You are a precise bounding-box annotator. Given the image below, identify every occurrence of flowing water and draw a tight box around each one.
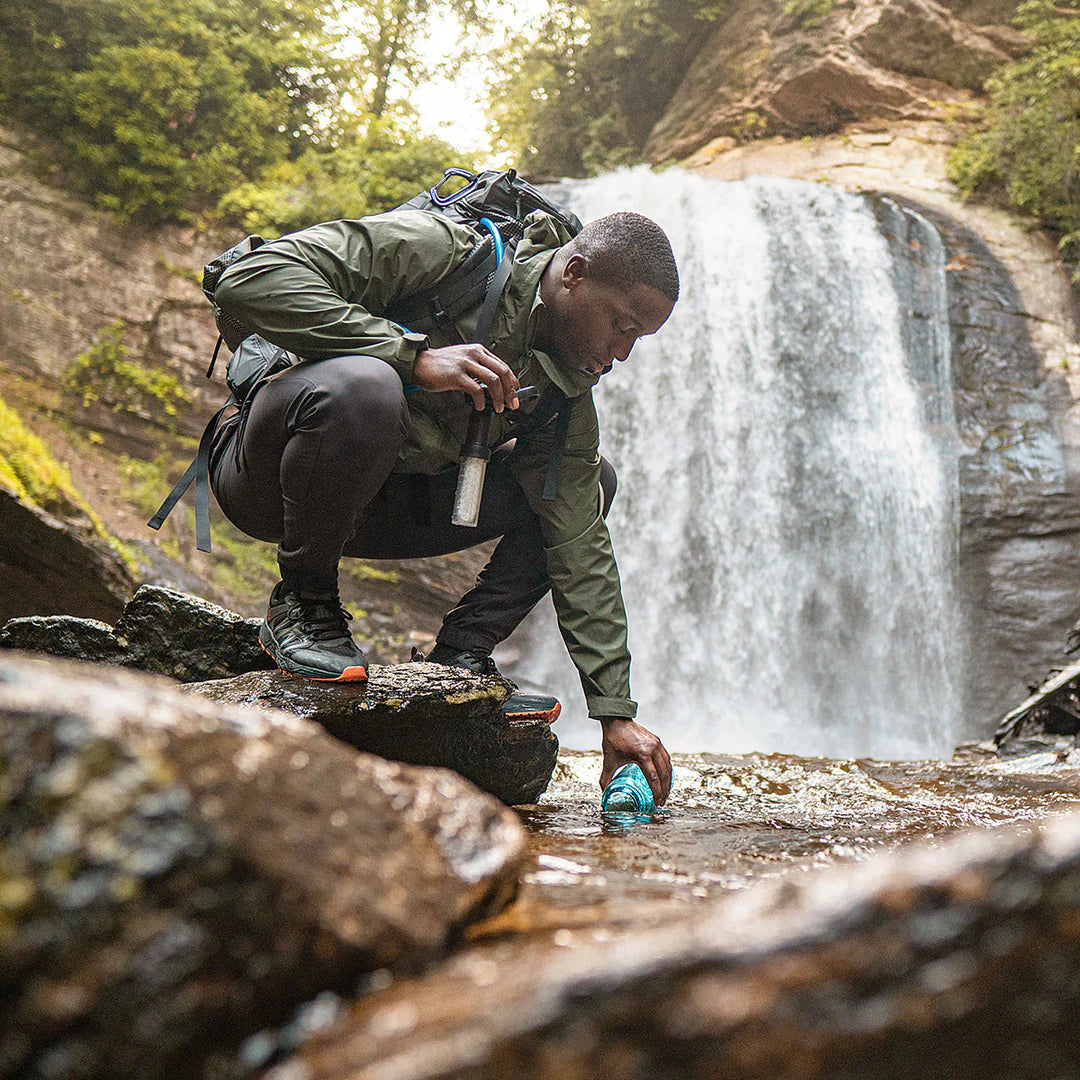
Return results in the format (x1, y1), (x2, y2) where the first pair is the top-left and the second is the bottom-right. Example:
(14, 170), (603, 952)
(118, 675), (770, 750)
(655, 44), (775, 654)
(285, 749), (1080, 1078)
(498, 168), (961, 760)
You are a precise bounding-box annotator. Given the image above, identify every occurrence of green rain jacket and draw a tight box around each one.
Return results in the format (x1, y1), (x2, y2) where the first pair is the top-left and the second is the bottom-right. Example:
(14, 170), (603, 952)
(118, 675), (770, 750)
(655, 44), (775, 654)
(214, 208), (637, 721)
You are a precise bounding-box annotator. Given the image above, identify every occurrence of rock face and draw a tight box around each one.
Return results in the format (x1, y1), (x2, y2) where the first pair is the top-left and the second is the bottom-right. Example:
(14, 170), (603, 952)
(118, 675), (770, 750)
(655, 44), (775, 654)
(0, 489), (136, 624)
(645, 0), (1028, 163)
(0, 127), (221, 436)
(287, 806), (1080, 1080)
(188, 665), (560, 806)
(0, 652), (526, 1080)
(0, 584), (273, 682)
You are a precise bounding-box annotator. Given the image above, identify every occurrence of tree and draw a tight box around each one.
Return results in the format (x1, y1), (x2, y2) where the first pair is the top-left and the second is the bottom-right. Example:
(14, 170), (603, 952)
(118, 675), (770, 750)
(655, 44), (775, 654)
(0, 0), (358, 221)
(949, 0), (1080, 268)
(486, 0), (722, 177)
(344, 0), (487, 119)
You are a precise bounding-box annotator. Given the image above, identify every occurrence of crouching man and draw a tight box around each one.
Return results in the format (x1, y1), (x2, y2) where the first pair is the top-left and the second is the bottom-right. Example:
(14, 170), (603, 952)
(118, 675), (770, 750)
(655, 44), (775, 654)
(210, 205), (676, 803)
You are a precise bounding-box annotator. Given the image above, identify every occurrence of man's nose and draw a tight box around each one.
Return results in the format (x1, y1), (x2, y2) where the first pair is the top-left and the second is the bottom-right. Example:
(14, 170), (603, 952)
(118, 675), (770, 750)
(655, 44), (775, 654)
(613, 338), (635, 363)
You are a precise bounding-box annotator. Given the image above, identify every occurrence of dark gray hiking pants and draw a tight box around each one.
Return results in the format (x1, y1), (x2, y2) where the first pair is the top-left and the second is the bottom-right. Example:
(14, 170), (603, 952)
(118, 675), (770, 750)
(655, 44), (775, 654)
(210, 354), (616, 654)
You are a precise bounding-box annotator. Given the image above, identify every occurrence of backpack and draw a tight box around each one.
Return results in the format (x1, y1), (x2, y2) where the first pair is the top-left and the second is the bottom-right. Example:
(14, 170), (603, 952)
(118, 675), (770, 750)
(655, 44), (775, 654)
(148, 168), (582, 552)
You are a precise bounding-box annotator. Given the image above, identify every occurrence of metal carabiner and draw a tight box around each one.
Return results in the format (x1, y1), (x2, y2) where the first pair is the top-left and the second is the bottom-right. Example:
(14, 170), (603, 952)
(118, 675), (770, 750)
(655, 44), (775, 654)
(430, 168), (479, 207)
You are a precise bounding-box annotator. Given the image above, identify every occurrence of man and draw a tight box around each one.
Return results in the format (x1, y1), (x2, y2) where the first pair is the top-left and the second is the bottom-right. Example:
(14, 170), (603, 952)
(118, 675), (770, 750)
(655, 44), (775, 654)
(211, 203), (676, 803)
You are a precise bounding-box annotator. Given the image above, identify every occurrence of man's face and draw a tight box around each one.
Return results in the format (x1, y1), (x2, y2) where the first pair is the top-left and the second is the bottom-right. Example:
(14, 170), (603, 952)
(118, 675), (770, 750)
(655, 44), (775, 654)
(540, 253), (675, 378)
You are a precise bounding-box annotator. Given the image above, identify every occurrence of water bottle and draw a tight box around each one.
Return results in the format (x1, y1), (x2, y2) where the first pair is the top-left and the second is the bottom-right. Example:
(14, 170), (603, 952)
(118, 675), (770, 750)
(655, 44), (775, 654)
(601, 763), (655, 814)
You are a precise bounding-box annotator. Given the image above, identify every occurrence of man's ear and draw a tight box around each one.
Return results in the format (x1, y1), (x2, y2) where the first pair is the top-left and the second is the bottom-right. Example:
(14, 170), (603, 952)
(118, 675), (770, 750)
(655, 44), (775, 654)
(562, 252), (589, 290)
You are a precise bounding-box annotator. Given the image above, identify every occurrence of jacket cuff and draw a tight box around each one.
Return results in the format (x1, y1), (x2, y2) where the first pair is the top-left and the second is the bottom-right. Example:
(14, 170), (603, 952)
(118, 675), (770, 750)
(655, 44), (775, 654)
(389, 331), (429, 384)
(588, 696), (638, 720)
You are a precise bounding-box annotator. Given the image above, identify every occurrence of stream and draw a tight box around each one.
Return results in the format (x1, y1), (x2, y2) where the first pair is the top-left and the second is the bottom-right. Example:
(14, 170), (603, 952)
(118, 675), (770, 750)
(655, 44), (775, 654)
(274, 746), (1080, 1079)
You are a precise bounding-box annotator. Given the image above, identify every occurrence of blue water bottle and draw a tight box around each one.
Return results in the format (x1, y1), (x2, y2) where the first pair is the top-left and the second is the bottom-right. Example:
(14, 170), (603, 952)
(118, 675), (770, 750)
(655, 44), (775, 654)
(601, 763), (656, 814)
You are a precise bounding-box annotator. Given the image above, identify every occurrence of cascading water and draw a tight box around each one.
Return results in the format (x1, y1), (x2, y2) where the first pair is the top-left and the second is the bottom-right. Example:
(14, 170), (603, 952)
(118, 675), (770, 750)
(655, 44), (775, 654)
(496, 168), (961, 760)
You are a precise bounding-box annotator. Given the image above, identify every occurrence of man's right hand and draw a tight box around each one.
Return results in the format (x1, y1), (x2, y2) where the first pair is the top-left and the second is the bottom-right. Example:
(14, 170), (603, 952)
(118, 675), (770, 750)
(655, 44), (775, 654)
(599, 717), (673, 806)
(413, 344), (520, 413)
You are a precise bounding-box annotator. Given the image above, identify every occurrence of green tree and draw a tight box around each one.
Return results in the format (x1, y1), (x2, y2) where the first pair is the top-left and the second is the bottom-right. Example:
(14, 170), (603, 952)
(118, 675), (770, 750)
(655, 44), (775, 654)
(350, 0), (486, 118)
(949, 0), (1080, 266)
(487, 0), (722, 177)
(217, 116), (471, 236)
(0, 0), (356, 221)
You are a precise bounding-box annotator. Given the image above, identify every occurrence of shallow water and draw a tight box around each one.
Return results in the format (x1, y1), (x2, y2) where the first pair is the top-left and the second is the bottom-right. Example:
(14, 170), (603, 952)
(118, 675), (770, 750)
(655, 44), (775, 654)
(471, 748), (1080, 943)
(273, 747), (1080, 1080)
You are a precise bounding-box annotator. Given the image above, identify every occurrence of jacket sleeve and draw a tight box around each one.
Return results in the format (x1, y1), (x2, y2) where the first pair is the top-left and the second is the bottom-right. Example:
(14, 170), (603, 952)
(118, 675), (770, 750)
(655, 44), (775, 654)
(508, 392), (637, 720)
(213, 211), (476, 383)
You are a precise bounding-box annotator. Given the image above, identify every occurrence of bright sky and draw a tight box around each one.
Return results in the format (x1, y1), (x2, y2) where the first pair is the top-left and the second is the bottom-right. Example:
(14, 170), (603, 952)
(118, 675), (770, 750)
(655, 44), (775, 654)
(339, 1), (551, 164)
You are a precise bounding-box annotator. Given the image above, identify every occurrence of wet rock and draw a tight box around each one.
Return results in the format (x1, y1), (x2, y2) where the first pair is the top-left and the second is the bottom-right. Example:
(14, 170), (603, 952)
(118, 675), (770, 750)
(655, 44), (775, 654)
(0, 614), (127, 665)
(2, 587), (560, 804)
(0, 490), (135, 625)
(187, 664), (560, 806)
(286, 803), (1080, 1080)
(0, 651), (526, 1080)
(0, 584), (274, 682)
(115, 584), (273, 681)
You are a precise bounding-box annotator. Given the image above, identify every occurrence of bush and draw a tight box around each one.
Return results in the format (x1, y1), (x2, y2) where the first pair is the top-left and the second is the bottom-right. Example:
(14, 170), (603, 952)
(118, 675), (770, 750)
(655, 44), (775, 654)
(948, 0), (1080, 267)
(63, 321), (192, 428)
(0, 0), (351, 223)
(216, 118), (471, 237)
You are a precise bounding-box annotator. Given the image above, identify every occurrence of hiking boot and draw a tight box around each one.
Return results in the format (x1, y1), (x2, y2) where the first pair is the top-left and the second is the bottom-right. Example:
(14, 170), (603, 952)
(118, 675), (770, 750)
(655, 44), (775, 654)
(421, 644), (561, 724)
(426, 643), (505, 677)
(259, 581), (368, 683)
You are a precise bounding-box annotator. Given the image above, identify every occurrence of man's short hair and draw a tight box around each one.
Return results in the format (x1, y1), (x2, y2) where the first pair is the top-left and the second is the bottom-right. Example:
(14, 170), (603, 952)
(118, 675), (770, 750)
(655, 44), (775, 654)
(569, 211), (679, 303)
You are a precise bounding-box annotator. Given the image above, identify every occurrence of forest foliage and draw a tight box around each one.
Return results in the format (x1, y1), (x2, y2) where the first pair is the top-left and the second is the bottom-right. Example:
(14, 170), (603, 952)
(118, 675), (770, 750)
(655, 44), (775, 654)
(0, 0), (473, 231)
(4, 0), (1078, 256)
(948, 0), (1080, 268)
(487, 0), (721, 178)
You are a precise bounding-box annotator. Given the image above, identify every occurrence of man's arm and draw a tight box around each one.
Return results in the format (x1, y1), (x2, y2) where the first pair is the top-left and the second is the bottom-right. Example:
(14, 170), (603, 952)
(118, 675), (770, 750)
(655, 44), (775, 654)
(213, 210), (472, 382)
(509, 393), (672, 803)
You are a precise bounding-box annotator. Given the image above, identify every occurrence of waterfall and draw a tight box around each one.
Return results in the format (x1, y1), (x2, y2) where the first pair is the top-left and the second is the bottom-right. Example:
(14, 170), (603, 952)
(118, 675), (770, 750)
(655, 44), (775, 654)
(496, 168), (961, 760)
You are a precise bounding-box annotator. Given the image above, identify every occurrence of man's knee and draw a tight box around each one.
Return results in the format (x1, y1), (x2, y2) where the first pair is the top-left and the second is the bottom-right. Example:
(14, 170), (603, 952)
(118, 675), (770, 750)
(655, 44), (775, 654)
(303, 355), (409, 443)
(600, 457), (617, 518)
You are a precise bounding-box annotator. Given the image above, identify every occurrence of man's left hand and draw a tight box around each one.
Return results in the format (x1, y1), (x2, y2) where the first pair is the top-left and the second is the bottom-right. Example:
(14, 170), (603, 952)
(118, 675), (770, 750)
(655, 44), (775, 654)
(598, 717), (672, 805)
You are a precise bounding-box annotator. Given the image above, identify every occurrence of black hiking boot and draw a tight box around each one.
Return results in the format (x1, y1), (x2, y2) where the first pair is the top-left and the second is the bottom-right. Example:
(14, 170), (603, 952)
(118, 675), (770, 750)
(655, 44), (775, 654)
(259, 581), (368, 683)
(421, 644), (561, 724)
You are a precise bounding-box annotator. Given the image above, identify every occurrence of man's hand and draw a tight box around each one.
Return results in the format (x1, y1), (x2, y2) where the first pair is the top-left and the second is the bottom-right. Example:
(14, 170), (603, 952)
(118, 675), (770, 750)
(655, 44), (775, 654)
(413, 344), (520, 413)
(598, 717), (672, 806)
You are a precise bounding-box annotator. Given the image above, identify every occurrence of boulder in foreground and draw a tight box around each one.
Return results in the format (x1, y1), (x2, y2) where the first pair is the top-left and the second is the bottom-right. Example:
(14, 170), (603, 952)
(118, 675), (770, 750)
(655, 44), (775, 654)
(0, 652), (525, 1080)
(1, 586), (561, 804)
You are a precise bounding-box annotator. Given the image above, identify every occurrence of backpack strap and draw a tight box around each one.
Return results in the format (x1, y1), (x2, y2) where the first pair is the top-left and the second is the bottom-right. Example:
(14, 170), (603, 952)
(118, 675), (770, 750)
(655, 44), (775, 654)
(386, 236), (498, 337)
(474, 241), (516, 347)
(147, 401), (232, 553)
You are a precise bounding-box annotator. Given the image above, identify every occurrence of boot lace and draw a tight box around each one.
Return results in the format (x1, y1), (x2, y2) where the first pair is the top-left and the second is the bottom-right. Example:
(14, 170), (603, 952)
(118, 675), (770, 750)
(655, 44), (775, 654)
(287, 592), (353, 642)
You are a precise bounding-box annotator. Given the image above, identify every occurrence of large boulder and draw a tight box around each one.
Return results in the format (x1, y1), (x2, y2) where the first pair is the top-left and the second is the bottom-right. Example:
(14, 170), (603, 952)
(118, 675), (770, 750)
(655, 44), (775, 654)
(285, 808), (1080, 1079)
(0, 652), (525, 1080)
(187, 665), (561, 806)
(645, 0), (1028, 163)
(0, 490), (135, 625)
(1, 586), (561, 804)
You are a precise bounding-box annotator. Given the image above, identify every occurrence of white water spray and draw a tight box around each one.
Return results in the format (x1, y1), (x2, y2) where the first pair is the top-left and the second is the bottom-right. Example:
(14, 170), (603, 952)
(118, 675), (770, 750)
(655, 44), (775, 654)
(498, 169), (961, 760)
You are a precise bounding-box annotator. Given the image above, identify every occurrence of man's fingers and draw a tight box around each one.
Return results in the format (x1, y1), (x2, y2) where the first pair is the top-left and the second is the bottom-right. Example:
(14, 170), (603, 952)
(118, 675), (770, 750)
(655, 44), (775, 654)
(466, 349), (519, 412)
(640, 759), (664, 806)
(654, 748), (672, 805)
(462, 359), (506, 412)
